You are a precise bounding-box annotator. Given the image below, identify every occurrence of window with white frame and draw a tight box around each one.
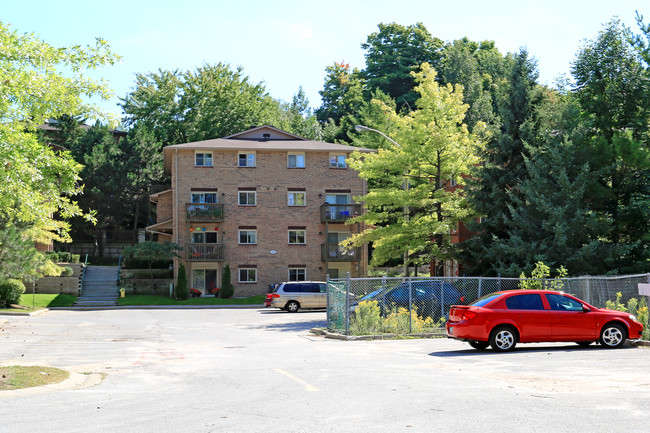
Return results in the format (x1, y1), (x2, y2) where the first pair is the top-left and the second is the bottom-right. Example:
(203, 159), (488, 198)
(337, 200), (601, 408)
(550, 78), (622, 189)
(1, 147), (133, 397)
(238, 191), (256, 206)
(329, 153), (346, 168)
(449, 176), (458, 187)
(288, 268), (306, 281)
(238, 229), (257, 244)
(195, 152), (213, 167)
(238, 152), (256, 167)
(288, 229), (306, 244)
(287, 191), (306, 206)
(288, 153), (305, 168)
(239, 268), (257, 283)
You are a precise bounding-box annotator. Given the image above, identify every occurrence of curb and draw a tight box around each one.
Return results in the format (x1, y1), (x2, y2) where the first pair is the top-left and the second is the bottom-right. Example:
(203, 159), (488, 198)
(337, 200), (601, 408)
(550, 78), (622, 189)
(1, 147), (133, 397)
(309, 328), (447, 341)
(49, 305), (264, 311)
(0, 308), (50, 317)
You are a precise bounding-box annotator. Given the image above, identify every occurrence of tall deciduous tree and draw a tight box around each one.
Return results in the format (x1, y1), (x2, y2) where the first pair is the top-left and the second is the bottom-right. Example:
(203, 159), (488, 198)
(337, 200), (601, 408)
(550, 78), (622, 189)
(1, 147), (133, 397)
(344, 63), (486, 271)
(0, 20), (119, 279)
(362, 23), (444, 112)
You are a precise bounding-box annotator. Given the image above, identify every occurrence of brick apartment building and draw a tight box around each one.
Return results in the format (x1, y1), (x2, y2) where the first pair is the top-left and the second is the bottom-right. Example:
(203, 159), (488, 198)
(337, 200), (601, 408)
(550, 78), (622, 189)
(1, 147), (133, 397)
(147, 125), (374, 296)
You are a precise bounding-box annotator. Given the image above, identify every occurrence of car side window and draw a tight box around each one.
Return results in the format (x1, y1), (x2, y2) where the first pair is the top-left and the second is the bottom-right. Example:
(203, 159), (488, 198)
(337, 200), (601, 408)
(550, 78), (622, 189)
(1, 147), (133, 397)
(319, 284), (327, 293)
(546, 294), (583, 311)
(304, 284), (320, 293)
(284, 284), (302, 293)
(505, 294), (544, 310)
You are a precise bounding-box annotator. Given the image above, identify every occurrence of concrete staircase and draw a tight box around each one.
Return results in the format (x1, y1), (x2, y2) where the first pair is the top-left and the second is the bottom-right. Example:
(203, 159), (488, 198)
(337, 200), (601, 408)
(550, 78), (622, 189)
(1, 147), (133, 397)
(74, 266), (119, 307)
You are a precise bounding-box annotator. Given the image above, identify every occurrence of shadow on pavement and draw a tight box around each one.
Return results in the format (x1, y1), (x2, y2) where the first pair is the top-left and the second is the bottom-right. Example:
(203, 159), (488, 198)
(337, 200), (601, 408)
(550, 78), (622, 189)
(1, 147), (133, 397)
(429, 342), (638, 357)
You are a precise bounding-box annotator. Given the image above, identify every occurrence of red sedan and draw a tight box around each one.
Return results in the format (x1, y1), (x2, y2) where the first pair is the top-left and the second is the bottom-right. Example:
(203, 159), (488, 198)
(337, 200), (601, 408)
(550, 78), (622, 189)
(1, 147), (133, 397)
(446, 290), (644, 351)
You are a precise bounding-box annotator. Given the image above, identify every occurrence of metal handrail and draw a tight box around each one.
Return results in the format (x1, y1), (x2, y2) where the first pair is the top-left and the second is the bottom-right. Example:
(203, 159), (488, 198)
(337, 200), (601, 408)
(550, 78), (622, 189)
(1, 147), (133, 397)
(80, 254), (89, 296)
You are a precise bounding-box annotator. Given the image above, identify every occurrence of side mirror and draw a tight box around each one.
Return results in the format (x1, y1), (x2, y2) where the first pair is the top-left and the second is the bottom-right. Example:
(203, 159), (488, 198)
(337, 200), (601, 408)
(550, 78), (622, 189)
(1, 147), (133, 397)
(582, 305), (590, 313)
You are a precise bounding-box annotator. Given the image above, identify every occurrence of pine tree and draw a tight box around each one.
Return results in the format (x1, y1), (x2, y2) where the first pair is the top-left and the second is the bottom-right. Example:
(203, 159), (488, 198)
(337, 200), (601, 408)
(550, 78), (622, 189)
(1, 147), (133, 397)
(220, 265), (234, 299)
(175, 263), (189, 300)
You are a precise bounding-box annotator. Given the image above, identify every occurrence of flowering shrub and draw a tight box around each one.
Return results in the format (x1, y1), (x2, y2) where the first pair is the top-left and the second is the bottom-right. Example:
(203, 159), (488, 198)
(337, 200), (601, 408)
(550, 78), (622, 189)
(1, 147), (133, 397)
(189, 288), (202, 297)
(350, 300), (443, 335)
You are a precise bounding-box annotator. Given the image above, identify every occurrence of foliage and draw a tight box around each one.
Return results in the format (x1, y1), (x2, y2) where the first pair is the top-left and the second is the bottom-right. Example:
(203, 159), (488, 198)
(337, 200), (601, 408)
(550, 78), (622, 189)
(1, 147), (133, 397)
(349, 300), (442, 335)
(518, 262), (568, 291)
(174, 262), (189, 300)
(60, 266), (74, 277)
(0, 279), (26, 308)
(344, 63), (486, 272)
(220, 264), (234, 299)
(120, 63), (320, 146)
(604, 292), (628, 312)
(0, 223), (62, 281)
(0, 21), (118, 281)
(123, 242), (179, 284)
(604, 294), (649, 340)
(362, 22), (445, 112)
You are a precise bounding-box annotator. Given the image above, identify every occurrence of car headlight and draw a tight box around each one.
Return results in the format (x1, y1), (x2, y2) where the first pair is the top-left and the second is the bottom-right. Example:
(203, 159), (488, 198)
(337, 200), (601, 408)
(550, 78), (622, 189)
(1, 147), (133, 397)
(629, 314), (640, 323)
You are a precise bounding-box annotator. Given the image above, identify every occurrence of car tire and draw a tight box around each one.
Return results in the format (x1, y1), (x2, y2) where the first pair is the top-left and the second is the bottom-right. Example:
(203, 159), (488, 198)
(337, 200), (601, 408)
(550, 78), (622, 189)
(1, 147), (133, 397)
(576, 341), (593, 347)
(285, 301), (300, 313)
(468, 340), (489, 350)
(599, 323), (626, 348)
(489, 326), (518, 352)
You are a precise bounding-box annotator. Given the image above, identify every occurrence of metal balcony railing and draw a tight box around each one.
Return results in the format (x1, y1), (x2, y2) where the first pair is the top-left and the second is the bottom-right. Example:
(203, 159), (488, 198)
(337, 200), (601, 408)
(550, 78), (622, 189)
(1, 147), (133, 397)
(321, 243), (360, 262)
(320, 203), (361, 223)
(187, 244), (225, 261)
(186, 203), (224, 222)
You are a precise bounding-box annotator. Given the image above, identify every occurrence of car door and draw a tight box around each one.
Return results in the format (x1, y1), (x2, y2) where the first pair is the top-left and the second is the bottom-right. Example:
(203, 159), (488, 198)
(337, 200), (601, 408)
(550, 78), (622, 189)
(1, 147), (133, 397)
(504, 293), (552, 342)
(545, 293), (597, 341)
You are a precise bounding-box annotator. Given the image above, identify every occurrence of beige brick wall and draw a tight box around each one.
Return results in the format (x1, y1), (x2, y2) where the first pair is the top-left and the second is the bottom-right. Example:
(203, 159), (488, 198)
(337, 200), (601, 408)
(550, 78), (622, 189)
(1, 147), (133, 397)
(156, 147), (368, 297)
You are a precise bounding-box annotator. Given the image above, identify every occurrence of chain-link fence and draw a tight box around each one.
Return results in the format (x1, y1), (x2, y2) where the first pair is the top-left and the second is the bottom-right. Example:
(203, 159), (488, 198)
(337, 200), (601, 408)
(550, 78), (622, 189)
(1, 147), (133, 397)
(326, 273), (650, 335)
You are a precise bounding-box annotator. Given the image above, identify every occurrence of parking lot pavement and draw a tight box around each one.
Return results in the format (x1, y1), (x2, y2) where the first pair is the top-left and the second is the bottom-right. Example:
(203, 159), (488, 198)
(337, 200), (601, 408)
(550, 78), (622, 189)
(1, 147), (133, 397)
(1, 308), (649, 433)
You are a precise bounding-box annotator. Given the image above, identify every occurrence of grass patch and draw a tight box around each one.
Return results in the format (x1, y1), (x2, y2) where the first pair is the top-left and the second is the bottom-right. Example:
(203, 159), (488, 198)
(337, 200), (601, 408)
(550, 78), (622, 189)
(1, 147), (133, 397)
(117, 294), (265, 306)
(0, 366), (69, 390)
(0, 294), (76, 313)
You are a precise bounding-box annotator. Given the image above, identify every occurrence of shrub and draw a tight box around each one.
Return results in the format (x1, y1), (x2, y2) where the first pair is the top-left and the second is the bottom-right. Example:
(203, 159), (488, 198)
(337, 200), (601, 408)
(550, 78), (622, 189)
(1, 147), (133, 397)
(60, 266), (74, 277)
(350, 301), (383, 334)
(220, 265), (234, 299)
(0, 279), (26, 308)
(174, 263), (189, 300)
(71, 254), (80, 263)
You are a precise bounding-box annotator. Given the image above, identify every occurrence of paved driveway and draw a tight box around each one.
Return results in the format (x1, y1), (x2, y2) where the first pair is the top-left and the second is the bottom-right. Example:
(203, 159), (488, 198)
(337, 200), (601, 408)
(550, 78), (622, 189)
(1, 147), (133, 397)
(1, 308), (649, 433)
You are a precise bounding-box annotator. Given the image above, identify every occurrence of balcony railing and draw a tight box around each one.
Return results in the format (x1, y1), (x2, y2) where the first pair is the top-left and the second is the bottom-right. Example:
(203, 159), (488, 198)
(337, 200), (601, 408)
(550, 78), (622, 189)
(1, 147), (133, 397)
(320, 203), (361, 223)
(186, 203), (224, 222)
(321, 243), (360, 262)
(187, 244), (224, 261)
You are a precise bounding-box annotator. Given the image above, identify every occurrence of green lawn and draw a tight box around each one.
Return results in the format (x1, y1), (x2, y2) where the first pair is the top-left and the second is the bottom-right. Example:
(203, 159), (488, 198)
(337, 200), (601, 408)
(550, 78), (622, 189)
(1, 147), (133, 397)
(0, 294), (76, 313)
(117, 294), (265, 306)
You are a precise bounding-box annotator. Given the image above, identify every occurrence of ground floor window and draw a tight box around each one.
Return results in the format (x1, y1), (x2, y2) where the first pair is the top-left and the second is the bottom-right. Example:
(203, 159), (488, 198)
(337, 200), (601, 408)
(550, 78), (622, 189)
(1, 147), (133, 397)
(192, 268), (218, 295)
(288, 268), (306, 281)
(239, 268), (257, 283)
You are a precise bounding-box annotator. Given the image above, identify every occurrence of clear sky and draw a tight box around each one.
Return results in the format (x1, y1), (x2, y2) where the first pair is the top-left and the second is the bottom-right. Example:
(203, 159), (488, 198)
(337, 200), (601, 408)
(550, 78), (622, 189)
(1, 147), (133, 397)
(2, 0), (647, 122)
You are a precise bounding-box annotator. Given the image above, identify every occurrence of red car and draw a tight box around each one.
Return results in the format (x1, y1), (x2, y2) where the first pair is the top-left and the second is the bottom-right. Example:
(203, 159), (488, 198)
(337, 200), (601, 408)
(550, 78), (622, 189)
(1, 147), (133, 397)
(446, 290), (644, 351)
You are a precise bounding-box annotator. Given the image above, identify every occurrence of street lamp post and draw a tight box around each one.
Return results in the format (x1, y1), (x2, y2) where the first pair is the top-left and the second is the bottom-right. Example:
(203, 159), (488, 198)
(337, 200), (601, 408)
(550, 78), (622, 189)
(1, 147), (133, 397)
(355, 125), (410, 277)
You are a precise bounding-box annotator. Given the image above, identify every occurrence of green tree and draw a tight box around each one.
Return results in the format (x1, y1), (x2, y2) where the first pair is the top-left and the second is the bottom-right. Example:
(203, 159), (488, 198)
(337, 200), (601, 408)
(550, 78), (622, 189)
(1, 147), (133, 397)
(572, 19), (650, 273)
(0, 20), (119, 280)
(175, 262), (189, 300)
(344, 63), (486, 272)
(462, 48), (545, 275)
(362, 23), (444, 112)
(220, 264), (234, 298)
(123, 241), (179, 290)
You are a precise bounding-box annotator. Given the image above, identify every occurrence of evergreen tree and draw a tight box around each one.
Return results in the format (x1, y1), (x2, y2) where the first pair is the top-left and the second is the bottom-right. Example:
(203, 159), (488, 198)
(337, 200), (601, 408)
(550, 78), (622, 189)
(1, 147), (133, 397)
(175, 262), (189, 300)
(220, 265), (234, 299)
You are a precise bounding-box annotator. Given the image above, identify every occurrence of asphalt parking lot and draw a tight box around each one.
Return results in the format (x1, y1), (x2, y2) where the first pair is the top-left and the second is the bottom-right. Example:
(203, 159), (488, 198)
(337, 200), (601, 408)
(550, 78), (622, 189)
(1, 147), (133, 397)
(1, 308), (649, 433)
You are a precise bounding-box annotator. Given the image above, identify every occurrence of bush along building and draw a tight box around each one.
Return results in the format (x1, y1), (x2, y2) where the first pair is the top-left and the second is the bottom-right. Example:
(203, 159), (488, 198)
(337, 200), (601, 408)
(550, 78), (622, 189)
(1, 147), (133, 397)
(147, 126), (374, 296)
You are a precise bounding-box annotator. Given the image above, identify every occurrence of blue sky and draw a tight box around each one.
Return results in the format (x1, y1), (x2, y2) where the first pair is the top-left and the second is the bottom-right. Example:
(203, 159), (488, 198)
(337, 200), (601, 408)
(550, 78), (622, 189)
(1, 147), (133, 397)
(3, 0), (647, 122)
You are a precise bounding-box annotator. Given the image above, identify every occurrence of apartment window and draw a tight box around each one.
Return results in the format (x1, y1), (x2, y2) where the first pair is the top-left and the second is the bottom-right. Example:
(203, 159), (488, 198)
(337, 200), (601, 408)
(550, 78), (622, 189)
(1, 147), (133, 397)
(239, 268), (257, 283)
(238, 152), (256, 167)
(329, 153), (346, 168)
(191, 192), (217, 204)
(238, 191), (257, 206)
(288, 229), (306, 244)
(192, 231), (218, 243)
(288, 153), (305, 168)
(239, 229), (257, 244)
(288, 191), (306, 206)
(195, 152), (213, 167)
(449, 177), (458, 187)
(288, 268), (306, 282)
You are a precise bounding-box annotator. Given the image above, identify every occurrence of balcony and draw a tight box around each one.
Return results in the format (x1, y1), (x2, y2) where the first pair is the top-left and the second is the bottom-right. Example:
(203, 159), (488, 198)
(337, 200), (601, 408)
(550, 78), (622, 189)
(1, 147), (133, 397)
(187, 244), (224, 261)
(320, 203), (361, 223)
(186, 203), (224, 222)
(321, 243), (360, 262)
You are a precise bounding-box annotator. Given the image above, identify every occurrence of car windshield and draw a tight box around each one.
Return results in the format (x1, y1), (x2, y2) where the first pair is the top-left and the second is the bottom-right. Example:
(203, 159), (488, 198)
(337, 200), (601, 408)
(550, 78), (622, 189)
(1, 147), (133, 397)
(470, 293), (502, 307)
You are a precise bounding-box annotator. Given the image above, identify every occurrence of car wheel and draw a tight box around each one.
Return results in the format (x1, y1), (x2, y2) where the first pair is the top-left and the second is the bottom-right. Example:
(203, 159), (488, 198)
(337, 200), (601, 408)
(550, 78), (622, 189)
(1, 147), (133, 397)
(489, 326), (518, 352)
(468, 340), (489, 350)
(285, 301), (300, 313)
(576, 341), (593, 347)
(599, 323), (626, 348)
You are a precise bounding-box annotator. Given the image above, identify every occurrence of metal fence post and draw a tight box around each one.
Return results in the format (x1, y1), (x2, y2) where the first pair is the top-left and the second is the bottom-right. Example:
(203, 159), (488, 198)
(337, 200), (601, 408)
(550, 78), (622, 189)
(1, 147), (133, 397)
(478, 277), (482, 299)
(408, 278), (412, 334)
(345, 272), (351, 335)
(326, 274), (330, 330)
